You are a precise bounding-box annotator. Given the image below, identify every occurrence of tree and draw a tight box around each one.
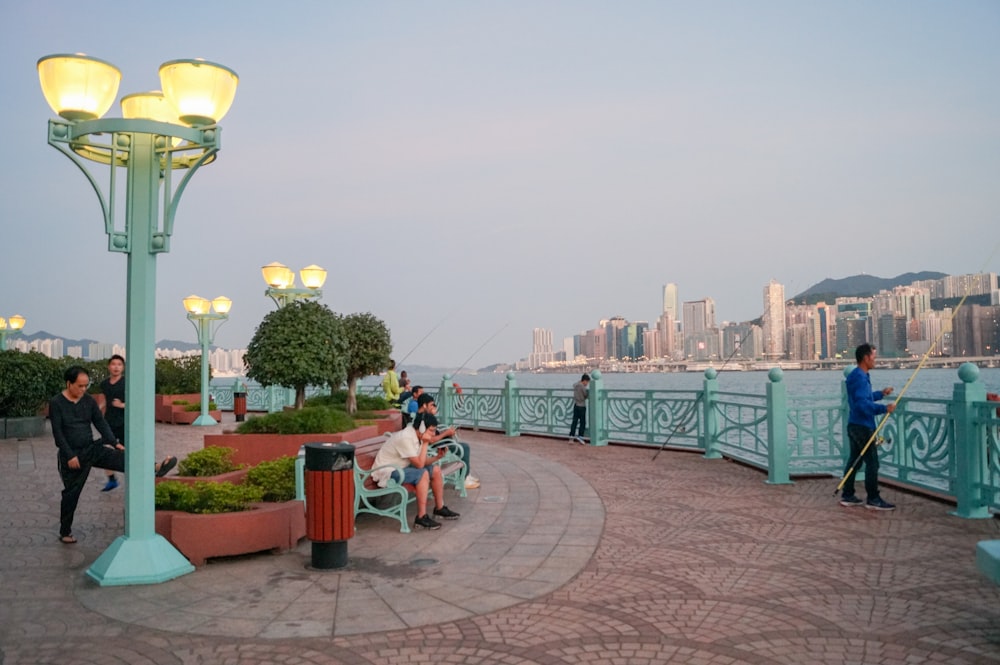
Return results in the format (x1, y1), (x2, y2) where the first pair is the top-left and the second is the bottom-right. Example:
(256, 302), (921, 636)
(341, 312), (392, 415)
(244, 301), (347, 409)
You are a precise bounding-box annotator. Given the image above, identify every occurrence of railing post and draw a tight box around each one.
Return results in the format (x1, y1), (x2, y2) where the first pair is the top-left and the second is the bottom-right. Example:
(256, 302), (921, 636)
(952, 363), (990, 519)
(589, 370), (607, 446)
(766, 367), (792, 484)
(504, 371), (520, 437)
(702, 368), (721, 459)
(439, 373), (454, 425)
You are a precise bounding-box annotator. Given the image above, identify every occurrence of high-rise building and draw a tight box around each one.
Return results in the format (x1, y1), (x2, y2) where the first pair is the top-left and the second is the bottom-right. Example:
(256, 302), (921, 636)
(762, 280), (786, 361)
(662, 283), (679, 321)
(529, 328), (554, 368)
(682, 298), (715, 334)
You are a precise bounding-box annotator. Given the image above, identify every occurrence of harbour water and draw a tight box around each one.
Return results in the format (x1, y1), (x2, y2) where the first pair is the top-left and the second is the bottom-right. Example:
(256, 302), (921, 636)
(365, 367), (1000, 401)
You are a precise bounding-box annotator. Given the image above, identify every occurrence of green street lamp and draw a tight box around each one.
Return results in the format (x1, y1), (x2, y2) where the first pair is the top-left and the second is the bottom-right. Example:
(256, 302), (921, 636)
(262, 262), (327, 308)
(0, 314), (26, 349)
(38, 53), (238, 586)
(183, 295), (232, 426)
(260, 262), (327, 411)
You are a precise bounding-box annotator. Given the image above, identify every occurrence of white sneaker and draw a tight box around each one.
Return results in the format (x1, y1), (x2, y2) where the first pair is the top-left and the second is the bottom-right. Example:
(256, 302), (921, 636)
(464, 477), (480, 489)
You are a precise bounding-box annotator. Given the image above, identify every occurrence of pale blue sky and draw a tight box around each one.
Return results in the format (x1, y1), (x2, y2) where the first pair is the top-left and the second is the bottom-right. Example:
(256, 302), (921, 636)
(1, 1), (998, 368)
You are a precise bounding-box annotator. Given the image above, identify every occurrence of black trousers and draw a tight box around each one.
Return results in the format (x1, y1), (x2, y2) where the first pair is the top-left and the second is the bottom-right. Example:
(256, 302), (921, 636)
(58, 442), (125, 537)
(570, 405), (587, 437)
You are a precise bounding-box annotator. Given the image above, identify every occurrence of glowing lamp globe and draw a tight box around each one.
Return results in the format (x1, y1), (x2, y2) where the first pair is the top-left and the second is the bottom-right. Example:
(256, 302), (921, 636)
(183, 295), (210, 315)
(37, 54), (122, 121)
(211, 296), (232, 314)
(159, 59), (238, 126)
(261, 262), (294, 289)
(300, 265), (327, 289)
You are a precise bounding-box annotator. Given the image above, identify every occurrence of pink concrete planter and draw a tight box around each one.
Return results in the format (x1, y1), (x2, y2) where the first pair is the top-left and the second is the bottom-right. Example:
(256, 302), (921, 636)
(155, 501), (305, 566)
(371, 409), (402, 435)
(155, 394), (202, 423)
(154, 468), (249, 486)
(170, 408), (223, 425)
(203, 425), (381, 467)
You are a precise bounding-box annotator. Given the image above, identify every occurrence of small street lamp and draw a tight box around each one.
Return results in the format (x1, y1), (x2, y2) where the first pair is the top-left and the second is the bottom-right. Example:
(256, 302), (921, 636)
(262, 262), (327, 308)
(183, 295), (232, 426)
(38, 53), (238, 585)
(0, 315), (26, 350)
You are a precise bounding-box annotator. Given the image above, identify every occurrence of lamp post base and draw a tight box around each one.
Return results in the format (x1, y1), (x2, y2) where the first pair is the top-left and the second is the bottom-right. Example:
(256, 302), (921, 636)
(86, 534), (194, 586)
(192, 414), (218, 426)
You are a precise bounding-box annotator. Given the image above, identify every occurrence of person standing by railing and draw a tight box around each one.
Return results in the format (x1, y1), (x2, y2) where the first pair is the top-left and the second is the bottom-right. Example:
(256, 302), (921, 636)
(840, 344), (897, 511)
(382, 359), (401, 405)
(569, 374), (590, 444)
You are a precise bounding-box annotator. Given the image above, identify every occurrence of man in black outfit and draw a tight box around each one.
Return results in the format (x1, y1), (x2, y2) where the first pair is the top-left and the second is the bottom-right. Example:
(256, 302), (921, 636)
(50, 366), (176, 544)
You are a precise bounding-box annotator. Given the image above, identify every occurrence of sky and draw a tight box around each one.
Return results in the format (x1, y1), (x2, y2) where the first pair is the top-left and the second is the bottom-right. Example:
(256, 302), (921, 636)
(1, 1), (998, 369)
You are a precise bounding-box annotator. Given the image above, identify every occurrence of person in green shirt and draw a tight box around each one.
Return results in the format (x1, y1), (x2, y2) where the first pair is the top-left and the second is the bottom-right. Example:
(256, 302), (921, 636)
(382, 359), (401, 404)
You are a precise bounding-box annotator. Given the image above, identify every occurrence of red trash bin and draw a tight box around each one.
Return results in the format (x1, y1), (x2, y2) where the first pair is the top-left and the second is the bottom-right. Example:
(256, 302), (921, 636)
(304, 442), (355, 569)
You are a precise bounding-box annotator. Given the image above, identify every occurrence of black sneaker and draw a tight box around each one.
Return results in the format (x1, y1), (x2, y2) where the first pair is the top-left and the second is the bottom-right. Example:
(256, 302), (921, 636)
(866, 497), (895, 511)
(414, 514), (441, 530)
(433, 506), (460, 520)
(839, 495), (863, 507)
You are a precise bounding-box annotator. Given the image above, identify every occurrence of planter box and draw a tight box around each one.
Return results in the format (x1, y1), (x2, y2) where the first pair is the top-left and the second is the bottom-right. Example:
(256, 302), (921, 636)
(170, 409), (223, 425)
(155, 501), (305, 566)
(371, 409), (402, 435)
(1, 416), (46, 439)
(155, 468), (250, 486)
(204, 425), (381, 467)
(155, 394), (202, 423)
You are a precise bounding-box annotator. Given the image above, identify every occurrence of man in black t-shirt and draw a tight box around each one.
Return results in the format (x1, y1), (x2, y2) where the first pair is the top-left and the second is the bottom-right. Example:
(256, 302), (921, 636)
(51, 366), (176, 544)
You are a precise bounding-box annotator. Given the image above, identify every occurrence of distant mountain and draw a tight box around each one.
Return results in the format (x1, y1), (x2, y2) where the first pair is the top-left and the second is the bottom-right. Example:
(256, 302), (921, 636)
(792, 271), (948, 304)
(15, 330), (206, 353)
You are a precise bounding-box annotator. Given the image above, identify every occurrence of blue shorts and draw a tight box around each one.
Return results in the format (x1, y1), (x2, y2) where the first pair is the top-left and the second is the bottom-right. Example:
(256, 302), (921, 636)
(393, 467), (429, 485)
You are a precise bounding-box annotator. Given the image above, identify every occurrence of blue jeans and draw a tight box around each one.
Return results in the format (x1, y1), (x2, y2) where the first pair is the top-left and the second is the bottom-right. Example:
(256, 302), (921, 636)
(843, 424), (880, 500)
(570, 405), (587, 437)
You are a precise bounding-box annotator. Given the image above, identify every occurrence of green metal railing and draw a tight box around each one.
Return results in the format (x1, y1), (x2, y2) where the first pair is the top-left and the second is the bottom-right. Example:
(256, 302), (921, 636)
(234, 363), (1000, 519)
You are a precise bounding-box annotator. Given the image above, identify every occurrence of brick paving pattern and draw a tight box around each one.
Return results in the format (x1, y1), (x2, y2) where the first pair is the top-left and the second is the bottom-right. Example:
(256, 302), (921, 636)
(2, 416), (1000, 664)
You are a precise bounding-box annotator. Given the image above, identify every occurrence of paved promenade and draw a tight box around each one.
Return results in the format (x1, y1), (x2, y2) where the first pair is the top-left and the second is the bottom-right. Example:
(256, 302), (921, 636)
(3, 415), (1000, 664)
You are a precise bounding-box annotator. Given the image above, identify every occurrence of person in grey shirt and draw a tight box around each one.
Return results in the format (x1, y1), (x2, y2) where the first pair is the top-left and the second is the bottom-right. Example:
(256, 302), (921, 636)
(569, 374), (590, 444)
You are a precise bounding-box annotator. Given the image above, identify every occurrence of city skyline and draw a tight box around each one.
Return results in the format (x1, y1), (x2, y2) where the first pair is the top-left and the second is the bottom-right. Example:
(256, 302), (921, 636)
(2, 3), (998, 367)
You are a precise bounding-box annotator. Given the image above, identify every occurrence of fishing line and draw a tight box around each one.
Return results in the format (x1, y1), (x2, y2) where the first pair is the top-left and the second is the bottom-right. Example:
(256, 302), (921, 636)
(398, 309), (456, 366)
(652, 283), (788, 461)
(835, 242), (1000, 494)
(451, 322), (510, 377)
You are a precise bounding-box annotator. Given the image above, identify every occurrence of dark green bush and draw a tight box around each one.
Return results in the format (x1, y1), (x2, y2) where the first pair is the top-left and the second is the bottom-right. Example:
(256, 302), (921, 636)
(246, 456), (296, 502)
(172, 399), (190, 405)
(183, 402), (217, 412)
(0, 350), (62, 418)
(235, 406), (355, 435)
(155, 480), (262, 513)
(155, 356), (203, 394)
(305, 390), (390, 412)
(177, 447), (242, 477)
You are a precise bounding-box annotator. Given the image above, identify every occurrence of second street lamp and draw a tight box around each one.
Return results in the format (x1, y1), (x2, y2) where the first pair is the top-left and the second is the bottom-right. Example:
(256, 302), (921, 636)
(261, 262), (327, 308)
(0, 314), (26, 350)
(183, 295), (231, 426)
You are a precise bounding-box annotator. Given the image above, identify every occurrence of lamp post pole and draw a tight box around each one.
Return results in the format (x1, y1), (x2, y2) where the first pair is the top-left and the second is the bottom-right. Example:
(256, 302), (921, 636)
(260, 262), (327, 410)
(184, 296), (231, 426)
(38, 54), (238, 586)
(0, 315), (26, 350)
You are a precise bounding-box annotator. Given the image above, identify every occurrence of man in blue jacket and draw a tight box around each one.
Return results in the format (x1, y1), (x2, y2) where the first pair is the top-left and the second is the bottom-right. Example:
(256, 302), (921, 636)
(840, 343), (897, 511)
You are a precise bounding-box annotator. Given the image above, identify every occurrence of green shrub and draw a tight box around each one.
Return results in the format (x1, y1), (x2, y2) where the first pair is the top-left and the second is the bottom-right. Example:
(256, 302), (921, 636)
(172, 399), (190, 405)
(182, 402), (217, 412)
(177, 447), (241, 477)
(0, 350), (63, 418)
(235, 406), (355, 435)
(155, 356), (203, 394)
(155, 481), (198, 511)
(304, 390), (390, 412)
(155, 480), (262, 513)
(246, 456), (297, 502)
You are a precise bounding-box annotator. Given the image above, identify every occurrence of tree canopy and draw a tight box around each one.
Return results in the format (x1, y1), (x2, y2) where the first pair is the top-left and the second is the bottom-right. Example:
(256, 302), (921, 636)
(244, 301), (347, 409)
(340, 312), (392, 414)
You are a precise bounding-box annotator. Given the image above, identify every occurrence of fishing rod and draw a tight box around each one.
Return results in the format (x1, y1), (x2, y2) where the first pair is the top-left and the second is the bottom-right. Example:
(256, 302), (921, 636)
(653, 289), (784, 461)
(834, 242), (1000, 494)
(451, 322), (510, 377)
(398, 309), (456, 366)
